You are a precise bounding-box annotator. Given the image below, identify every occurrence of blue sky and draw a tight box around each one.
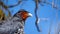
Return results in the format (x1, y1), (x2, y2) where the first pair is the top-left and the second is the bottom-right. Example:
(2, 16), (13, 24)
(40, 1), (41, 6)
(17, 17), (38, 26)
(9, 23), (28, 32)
(2, 0), (60, 34)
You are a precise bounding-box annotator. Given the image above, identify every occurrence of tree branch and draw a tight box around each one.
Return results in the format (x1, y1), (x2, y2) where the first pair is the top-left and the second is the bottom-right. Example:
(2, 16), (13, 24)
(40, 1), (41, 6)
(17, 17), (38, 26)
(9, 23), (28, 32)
(34, 0), (41, 32)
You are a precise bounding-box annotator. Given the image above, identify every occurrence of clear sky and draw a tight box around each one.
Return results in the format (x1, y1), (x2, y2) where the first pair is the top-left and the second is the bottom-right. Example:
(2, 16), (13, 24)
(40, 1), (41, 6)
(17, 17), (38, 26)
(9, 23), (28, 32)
(2, 0), (60, 34)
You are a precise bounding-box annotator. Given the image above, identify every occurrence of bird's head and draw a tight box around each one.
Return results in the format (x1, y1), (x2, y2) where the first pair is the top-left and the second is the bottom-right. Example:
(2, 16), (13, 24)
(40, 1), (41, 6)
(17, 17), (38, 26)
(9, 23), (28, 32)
(14, 10), (32, 21)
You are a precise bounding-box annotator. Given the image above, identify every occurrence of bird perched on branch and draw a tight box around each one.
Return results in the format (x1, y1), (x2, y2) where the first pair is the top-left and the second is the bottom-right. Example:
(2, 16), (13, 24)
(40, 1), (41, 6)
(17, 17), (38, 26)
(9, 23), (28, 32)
(0, 9), (32, 34)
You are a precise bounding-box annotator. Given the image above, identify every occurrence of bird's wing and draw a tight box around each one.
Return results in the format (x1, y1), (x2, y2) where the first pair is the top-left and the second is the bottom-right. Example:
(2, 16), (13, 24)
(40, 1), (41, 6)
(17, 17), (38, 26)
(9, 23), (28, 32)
(0, 17), (24, 34)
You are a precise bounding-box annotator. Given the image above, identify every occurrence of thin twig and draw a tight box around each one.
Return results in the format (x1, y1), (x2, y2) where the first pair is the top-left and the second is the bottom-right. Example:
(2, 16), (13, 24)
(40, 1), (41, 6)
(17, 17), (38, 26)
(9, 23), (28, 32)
(0, 0), (22, 8)
(34, 0), (60, 10)
(8, 0), (22, 8)
(0, 1), (11, 20)
(0, 0), (22, 18)
(35, 0), (41, 32)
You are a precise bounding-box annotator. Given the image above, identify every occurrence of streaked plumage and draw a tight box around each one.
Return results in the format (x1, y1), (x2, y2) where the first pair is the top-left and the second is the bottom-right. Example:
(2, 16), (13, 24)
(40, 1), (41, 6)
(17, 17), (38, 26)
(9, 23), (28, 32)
(0, 9), (32, 34)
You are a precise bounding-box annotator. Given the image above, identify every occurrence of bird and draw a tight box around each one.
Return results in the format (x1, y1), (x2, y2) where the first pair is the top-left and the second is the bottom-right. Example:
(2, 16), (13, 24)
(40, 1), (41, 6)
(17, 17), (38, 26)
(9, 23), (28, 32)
(0, 9), (32, 34)
(14, 9), (32, 22)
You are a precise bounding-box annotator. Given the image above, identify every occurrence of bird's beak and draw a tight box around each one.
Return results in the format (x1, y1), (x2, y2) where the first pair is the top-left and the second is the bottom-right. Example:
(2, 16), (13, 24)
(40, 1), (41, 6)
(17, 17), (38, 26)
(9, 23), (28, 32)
(28, 13), (33, 17)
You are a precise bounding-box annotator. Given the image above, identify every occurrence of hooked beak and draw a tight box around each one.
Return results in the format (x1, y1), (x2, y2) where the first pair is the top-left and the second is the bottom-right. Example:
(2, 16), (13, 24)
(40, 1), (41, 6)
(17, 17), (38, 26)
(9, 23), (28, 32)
(28, 13), (33, 17)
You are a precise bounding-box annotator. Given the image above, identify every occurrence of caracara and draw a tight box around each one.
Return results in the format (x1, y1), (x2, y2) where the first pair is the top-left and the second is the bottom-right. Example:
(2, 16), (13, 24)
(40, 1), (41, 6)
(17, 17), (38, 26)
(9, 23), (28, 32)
(0, 9), (32, 34)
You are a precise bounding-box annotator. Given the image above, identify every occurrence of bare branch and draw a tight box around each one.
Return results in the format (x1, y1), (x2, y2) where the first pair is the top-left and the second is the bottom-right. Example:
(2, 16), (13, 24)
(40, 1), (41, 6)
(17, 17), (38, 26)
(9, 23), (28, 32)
(34, 0), (41, 32)
(33, 0), (60, 10)
(8, 0), (22, 8)
(0, 1), (11, 20)
(0, 0), (22, 8)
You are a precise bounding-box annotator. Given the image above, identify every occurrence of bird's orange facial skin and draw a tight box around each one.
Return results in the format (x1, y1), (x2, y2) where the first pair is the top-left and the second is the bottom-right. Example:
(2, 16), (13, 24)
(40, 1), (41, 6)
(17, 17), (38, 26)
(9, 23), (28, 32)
(18, 11), (28, 20)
